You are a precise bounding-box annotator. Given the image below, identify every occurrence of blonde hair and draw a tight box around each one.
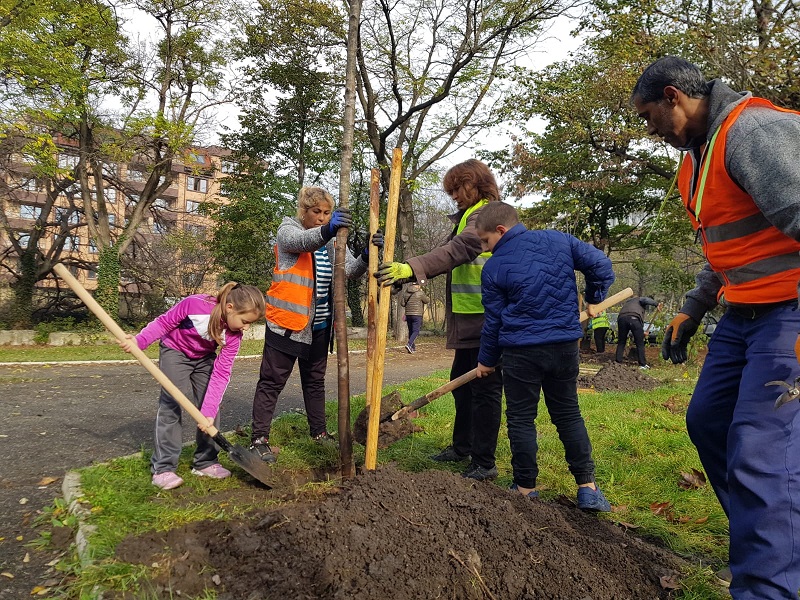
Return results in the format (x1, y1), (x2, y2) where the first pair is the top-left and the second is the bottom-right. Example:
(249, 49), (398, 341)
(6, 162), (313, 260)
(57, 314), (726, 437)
(296, 186), (335, 219)
(207, 283), (265, 345)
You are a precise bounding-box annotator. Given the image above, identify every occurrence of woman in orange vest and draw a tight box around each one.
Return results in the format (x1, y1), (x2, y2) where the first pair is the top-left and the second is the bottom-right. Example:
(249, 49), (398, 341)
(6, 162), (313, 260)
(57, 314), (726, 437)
(633, 57), (800, 599)
(250, 187), (382, 462)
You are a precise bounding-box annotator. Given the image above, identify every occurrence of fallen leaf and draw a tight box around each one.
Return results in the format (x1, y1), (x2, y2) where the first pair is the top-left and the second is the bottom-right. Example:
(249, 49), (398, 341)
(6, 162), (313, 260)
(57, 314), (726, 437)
(36, 477), (58, 487)
(678, 468), (707, 490)
(1, 572), (13, 579)
(212, 574), (221, 585)
(19, 498), (28, 505)
(659, 574), (681, 589)
(616, 521), (640, 530)
(0, 434), (7, 438)
(649, 501), (673, 516)
(23, 552), (30, 563)
(678, 515), (691, 523)
(16, 536), (23, 542)
(694, 516), (709, 524)
(30, 586), (51, 596)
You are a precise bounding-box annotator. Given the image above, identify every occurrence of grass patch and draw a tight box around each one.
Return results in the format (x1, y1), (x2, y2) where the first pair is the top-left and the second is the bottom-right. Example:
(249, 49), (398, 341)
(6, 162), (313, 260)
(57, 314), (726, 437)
(47, 361), (728, 599)
(0, 337), (377, 363)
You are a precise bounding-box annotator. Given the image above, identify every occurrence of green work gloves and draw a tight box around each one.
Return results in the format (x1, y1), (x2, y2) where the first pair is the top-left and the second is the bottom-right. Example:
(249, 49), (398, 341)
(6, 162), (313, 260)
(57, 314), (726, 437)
(374, 262), (413, 287)
(661, 313), (700, 364)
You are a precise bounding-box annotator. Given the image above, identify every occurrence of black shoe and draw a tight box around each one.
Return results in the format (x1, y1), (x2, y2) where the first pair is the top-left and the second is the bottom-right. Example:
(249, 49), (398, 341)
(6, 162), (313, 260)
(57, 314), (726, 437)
(249, 436), (276, 464)
(462, 463), (498, 481)
(430, 445), (470, 462)
(313, 431), (337, 445)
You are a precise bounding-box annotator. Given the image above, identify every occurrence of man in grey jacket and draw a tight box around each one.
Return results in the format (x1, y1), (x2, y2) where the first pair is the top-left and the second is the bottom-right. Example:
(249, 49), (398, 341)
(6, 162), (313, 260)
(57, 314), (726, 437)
(632, 56), (800, 599)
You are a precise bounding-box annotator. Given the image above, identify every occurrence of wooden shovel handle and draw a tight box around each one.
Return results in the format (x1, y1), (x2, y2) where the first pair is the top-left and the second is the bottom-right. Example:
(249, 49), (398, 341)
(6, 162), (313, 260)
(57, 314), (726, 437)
(579, 287), (633, 323)
(52, 263), (218, 437)
(390, 287), (634, 421)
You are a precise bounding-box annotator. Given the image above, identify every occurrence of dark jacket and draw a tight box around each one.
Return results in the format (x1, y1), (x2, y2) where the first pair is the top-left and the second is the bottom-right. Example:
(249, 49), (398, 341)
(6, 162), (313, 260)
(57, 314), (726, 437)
(478, 224), (615, 367)
(406, 205), (487, 349)
(401, 285), (429, 317)
(618, 297), (658, 321)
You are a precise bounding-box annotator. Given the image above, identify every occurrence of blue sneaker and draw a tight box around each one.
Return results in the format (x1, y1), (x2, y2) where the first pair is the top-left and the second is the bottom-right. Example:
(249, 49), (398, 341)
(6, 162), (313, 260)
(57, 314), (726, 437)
(510, 483), (539, 499)
(577, 486), (611, 512)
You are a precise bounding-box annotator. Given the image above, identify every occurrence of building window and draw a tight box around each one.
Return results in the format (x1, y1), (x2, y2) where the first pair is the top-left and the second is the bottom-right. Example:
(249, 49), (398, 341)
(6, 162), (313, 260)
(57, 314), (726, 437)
(22, 178), (40, 192)
(186, 200), (201, 214)
(18, 233), (30, 249)
(58, 153), (79, 168)
(154, 197), (173, 209)
(68, 265), (80, 277)
(185, 224), (207, 237)
(56, 207), (80, 225)
(104, 188), (117, 201)
(127, 168), (146, 182)
(88, 239), (98, 254)
(86, 268), (97, 280)
(126, 193), (140, 205)
(19, 204), (42, 220)
(186, 176), (207, 193)
(221, 160), (236, 174)
(152, 220), (169, 234)
(62, 235), (79, 251)
(108, 213), (116, 226)
(188, 151), (204, 164)
(102, 163), (117, 177)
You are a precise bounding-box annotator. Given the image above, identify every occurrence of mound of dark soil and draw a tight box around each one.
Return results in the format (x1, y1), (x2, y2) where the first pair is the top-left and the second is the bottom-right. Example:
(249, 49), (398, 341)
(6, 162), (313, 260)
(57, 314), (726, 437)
(579, 361), (660, 393)
(115, 465), (685, 600)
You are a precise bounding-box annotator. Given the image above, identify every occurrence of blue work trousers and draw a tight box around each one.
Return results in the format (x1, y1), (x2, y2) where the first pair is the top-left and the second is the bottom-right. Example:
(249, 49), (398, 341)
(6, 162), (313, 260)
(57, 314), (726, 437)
(502, 341), (596, 489)
(686, 304), (800, 599)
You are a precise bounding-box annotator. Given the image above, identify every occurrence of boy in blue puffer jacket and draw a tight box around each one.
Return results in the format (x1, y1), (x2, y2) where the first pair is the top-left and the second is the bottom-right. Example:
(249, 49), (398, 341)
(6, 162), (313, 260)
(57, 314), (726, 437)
(474, 202), (615, 511)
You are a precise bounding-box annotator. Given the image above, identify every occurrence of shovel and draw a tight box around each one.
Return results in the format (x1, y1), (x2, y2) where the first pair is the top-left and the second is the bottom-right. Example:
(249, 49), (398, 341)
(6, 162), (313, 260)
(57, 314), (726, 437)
(354, 286), (635, 442)
(52, 263), (274, 488)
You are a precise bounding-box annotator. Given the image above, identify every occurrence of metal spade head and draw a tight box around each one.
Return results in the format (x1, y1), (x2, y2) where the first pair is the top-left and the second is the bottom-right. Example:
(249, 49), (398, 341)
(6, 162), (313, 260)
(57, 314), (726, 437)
(765, 377), (800, 410)
(212, 432), (273, 487)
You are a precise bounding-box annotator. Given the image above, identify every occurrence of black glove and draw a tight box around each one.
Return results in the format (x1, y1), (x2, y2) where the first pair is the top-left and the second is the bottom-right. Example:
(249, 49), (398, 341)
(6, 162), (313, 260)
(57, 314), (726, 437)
(362, 230), (384, 260)
(661, 313), (700, 364)
(320, 208), (353, 241)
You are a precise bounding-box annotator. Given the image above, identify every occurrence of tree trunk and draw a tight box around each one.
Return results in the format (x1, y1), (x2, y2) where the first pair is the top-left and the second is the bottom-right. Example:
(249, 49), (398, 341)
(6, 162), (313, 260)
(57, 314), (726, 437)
(10, 252), (37, 328)
(95, 246), (121, 320)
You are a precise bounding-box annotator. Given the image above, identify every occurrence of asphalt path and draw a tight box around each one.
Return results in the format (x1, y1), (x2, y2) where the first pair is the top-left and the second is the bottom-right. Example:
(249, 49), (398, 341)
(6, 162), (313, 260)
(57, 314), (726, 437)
(0, 338), (453, 598)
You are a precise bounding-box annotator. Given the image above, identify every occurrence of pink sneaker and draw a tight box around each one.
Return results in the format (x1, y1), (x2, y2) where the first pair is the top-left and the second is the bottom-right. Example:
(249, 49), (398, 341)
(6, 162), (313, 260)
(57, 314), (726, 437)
(152, 471), (184, 490)
(190, 463), (231, 479)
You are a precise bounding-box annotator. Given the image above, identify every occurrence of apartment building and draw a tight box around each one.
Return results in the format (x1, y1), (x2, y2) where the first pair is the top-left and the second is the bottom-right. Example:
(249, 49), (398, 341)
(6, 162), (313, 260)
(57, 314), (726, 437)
(1, 139), (235, 302)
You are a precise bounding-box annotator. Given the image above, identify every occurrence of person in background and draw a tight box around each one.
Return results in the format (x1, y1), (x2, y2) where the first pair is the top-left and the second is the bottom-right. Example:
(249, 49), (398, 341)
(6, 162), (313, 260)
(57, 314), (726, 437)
(614, 296), (660, 369)
(401, 282), (429, 354)
(590, 310), (610, 353)
(474, 202), (614, 511)
(375, 158), (503, 482)
(633, 56), (800, 598)
(250, 186), (383, 463)
(118, 284), (265, 490)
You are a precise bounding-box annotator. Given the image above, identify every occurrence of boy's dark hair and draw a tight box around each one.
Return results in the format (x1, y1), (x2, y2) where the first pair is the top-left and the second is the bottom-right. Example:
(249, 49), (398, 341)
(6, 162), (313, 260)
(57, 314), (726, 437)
(475, 201), (519, 232)
(632, 56), (710, 103)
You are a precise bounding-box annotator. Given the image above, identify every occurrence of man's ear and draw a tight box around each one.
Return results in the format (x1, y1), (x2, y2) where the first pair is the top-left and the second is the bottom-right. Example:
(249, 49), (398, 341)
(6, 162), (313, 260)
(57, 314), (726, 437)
(497, 225), (508, 235)
(663, 85), (681, 106)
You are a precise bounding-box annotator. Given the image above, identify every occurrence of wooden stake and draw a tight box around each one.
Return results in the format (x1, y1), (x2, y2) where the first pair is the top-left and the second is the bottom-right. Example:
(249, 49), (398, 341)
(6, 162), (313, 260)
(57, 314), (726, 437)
(365, 168), (380, 406)
(365, 148), (401, 470)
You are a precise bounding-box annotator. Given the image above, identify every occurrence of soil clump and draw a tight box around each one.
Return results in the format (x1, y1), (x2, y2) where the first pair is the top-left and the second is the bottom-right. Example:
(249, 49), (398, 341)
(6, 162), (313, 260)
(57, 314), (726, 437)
(579, 361), (660, 392)
(115, 464), (686, 600)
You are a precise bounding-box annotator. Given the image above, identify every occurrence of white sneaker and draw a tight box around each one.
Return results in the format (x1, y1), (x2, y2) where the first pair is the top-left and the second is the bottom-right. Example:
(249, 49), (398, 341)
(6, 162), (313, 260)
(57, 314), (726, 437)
(639, 365), (651, 370)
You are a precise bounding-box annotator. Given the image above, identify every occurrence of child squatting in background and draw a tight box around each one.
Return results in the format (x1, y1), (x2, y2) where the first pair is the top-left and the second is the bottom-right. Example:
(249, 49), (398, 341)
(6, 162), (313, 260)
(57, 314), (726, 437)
(474, 202), (615, 511)
(118, 283), (265, 490)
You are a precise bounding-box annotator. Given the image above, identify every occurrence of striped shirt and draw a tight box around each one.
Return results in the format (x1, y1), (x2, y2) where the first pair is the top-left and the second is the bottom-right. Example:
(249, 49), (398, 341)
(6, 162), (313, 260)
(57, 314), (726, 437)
(314, 247), (332, 329)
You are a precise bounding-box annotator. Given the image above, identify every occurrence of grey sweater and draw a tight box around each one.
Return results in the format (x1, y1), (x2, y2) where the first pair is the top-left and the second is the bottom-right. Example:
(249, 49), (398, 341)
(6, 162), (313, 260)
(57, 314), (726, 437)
(680, 80), (800, 320)
(266, 216), (367, 347)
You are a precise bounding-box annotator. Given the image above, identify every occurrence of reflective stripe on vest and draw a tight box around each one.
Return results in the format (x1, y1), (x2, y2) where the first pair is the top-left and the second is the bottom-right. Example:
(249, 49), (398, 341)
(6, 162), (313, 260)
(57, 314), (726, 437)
(451, 199), (490, 314)
(265, 246), (314, 331)
(677, 97), (800, 304)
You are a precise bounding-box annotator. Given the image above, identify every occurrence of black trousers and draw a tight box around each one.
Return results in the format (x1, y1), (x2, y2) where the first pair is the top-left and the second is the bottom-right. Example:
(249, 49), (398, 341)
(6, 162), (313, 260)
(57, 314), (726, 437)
(450, 347), (503, 469)
(251, 327), (330, 440)
(615, 315), (646, 366)
(593, 327), (608, 353)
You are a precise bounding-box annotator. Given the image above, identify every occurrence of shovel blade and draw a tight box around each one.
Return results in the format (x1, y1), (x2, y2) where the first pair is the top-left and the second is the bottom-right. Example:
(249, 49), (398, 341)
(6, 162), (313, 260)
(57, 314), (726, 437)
(212, 432), (273, 487)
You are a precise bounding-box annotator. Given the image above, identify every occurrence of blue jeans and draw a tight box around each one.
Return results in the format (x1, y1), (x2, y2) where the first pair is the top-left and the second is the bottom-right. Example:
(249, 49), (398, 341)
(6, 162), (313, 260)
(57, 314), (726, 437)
(406, 315), (422, 350)
(502, 341), (595, 489)
(686, 303), (800, 599)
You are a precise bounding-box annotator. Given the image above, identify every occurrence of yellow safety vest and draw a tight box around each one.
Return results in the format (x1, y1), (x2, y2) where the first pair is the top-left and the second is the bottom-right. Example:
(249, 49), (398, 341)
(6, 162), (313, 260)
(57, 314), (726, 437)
(451, 200), (490, 314)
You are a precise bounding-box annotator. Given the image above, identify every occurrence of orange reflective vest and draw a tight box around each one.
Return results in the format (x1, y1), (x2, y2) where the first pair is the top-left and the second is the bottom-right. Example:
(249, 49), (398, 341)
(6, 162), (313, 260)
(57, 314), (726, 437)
(265, 246), (314, 331)
(677, 97), (800, 304)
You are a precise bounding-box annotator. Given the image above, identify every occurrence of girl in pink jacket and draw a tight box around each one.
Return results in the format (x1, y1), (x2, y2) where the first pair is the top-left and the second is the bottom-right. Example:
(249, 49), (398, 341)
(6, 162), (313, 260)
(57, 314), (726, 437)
(119, 283), (264, 490)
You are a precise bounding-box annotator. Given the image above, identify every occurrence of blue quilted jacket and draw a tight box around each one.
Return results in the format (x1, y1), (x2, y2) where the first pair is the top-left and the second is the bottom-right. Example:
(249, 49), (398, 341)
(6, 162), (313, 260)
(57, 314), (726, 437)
(478, 224), (614, 367)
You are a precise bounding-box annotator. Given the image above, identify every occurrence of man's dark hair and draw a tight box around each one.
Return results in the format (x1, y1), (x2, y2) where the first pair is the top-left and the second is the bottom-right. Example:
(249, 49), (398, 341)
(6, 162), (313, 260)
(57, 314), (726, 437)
(632, 56), (710, 103)
(475, 201), (519, 232)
